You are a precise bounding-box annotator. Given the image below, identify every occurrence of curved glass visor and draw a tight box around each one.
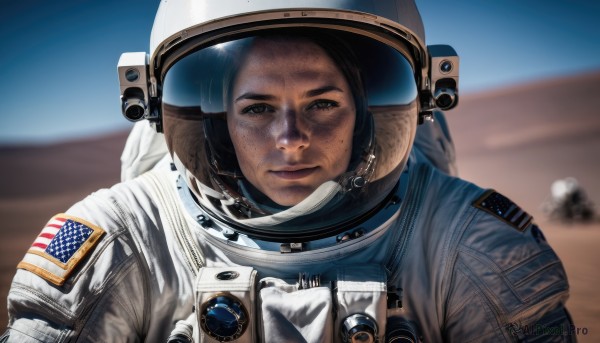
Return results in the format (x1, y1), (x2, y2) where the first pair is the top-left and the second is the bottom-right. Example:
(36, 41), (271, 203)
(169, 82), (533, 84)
(161, 29), (418, 240)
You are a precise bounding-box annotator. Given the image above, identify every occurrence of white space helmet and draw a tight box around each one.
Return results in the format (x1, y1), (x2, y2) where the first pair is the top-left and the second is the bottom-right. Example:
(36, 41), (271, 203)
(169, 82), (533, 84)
(117, 0), (459, 242)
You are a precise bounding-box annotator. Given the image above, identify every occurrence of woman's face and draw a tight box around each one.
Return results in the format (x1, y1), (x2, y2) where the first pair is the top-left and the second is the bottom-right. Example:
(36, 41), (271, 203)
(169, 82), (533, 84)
(227, 38), (356, 206)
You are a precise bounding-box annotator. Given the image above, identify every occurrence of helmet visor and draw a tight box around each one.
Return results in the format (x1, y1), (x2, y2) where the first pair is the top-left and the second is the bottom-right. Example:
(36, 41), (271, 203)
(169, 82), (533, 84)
(162, 28), (418, 241)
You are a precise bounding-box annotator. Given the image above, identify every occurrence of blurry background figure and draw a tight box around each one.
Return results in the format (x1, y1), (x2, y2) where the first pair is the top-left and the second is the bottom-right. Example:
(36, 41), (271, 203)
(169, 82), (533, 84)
(543, 177), (595, 222)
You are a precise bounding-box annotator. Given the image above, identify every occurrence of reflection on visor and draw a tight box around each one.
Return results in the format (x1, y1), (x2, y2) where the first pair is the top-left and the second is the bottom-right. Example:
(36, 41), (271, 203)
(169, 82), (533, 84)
(161, 29), (418, 239)
(162, 32), (417, 111)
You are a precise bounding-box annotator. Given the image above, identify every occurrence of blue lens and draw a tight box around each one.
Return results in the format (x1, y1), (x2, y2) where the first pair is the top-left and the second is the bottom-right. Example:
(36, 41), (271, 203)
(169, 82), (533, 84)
(205, 304), (238, 336)
(201, 295), (247, 340)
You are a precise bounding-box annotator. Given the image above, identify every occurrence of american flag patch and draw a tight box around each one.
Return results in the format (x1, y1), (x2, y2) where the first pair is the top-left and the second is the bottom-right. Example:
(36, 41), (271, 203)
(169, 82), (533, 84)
(473, 190), (533, 232)
(17, 214), (105, 286)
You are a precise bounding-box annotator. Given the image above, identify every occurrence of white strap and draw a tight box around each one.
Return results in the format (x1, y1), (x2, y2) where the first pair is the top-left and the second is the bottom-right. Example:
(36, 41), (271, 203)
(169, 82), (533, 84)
(140, 169), (205, 275)
(385, 163), (432, 286)
(235, 181), (342, 227)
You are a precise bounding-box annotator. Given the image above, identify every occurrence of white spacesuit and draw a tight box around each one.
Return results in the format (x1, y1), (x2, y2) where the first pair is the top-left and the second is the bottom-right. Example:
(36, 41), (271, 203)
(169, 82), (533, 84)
(3, 1), (574, 342)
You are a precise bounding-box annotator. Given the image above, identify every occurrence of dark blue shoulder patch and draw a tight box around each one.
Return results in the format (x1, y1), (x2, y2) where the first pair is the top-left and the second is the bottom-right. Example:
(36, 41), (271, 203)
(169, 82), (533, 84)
(473, 190), (533, 232)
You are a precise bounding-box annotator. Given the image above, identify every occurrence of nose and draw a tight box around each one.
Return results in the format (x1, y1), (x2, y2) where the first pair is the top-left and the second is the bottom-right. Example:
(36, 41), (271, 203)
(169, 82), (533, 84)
(275, 110), (309, 152)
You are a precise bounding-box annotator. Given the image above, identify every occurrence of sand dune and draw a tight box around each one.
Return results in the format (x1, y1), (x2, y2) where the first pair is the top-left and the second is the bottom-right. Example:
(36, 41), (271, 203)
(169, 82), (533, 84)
(1, 71), (599, 340)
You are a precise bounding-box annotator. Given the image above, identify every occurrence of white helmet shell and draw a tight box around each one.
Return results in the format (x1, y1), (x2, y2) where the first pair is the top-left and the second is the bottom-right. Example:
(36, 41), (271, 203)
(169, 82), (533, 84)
(149, 0), (429, 91)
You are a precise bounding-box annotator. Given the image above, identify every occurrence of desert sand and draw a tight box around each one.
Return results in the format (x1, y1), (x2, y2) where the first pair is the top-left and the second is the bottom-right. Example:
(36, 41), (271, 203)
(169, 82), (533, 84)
(1, 71), (599, 341)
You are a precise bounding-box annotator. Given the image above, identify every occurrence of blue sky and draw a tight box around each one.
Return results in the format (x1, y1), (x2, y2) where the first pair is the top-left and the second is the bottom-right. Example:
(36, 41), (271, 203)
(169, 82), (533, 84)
(1, 0), (599, 144)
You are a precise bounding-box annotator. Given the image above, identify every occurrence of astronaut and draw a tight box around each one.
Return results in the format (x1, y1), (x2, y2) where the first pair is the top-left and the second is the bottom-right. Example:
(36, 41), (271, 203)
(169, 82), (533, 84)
(542, 177), (595, 222)
(3, 1), (574, 342)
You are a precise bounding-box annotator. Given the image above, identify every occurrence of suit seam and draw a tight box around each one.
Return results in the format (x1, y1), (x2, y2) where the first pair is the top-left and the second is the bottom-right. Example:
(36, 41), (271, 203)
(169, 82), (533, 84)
(452, 260), (514, 342)
(440, 189), (482, 331)
(99, 183), (154, 338)
(77, 258), (141, 341)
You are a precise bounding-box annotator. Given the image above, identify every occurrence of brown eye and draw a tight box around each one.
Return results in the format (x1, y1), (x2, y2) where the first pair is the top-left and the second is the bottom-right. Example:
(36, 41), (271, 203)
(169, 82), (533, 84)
(241, 103), (273, 115)
(309, 100), (339, 111)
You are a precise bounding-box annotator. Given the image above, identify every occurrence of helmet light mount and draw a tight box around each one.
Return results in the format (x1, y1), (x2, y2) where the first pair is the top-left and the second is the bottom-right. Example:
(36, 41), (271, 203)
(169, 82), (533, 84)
(419, 44), (459, 124)
(118, 52), (162, 131)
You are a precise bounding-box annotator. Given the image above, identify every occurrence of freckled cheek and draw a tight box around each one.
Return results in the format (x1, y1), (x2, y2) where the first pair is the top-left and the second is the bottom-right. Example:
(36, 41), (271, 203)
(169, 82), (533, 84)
(310, 128), (352, 171)
(230, 125), (269, 173)
(315, 118), (354, 148)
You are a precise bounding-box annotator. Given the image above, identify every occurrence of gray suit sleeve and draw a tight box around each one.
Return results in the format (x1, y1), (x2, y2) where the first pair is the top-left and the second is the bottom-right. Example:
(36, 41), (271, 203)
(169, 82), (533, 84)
(444, 213), (575, 342)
